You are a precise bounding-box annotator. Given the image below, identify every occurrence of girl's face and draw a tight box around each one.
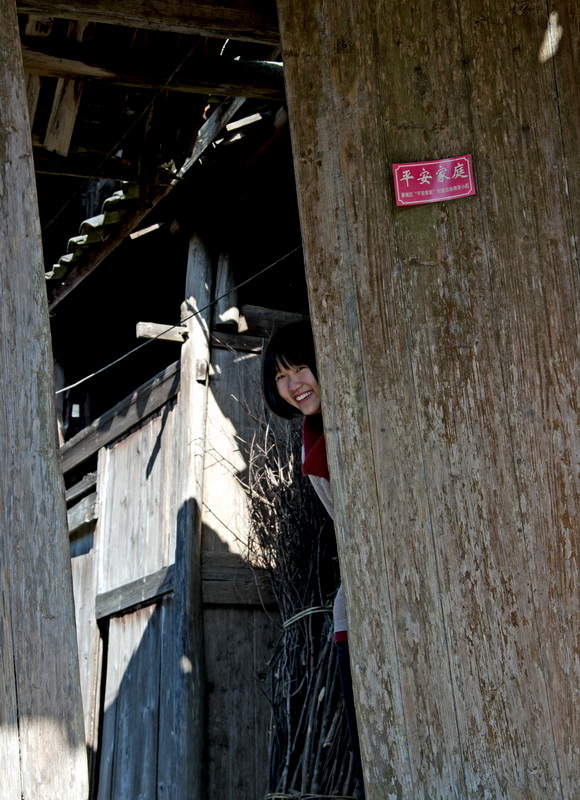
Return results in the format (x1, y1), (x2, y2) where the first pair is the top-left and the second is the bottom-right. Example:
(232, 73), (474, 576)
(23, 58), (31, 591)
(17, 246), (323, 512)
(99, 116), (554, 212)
(275, 360), (322, 415)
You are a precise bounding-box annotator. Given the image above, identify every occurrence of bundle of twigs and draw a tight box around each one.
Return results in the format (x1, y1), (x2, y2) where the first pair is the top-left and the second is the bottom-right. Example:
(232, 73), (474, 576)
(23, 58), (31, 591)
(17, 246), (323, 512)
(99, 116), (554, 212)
(247, 418), (355, 800)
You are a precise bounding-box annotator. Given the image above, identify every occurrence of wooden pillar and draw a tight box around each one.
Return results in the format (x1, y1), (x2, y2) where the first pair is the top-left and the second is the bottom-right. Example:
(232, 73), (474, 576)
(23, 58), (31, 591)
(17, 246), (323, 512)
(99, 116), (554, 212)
(0, 2), (88, 798)
(172, 234), (213, 798)
(276, 0), (579, 797)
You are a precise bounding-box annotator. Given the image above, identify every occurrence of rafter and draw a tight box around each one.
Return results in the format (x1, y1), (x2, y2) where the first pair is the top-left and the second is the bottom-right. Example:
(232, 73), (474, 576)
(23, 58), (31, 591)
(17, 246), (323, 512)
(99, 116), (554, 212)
(47, 96), (246, 310)
(17, 0), (279, 44)
(22, 42), (285, 101)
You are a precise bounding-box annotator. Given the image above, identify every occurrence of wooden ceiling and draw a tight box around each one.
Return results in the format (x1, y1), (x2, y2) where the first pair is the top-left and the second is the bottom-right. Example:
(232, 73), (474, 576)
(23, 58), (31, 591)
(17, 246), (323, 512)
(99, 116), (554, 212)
(17, 0), (287, 308)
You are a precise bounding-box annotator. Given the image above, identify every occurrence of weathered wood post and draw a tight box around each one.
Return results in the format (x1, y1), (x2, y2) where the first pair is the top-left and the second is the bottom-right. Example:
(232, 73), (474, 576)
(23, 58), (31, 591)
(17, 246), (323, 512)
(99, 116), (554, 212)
(277, 0), (579, 797)
(0, 1), (88, 797)
(172, 233), (213, 798)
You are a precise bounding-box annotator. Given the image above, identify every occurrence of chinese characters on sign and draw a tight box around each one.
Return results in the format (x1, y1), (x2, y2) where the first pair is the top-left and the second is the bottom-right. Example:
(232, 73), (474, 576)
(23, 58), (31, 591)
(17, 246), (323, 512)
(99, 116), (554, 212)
(392, 154), (476, 206)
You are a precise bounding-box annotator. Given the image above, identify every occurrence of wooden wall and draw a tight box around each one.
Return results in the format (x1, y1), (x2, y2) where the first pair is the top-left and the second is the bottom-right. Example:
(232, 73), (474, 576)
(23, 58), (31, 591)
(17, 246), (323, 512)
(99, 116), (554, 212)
(0, 1), (88, 796)
(277, 0), (579, 797)
(203, 339), (277, 800)
(66, 334), (276, 799)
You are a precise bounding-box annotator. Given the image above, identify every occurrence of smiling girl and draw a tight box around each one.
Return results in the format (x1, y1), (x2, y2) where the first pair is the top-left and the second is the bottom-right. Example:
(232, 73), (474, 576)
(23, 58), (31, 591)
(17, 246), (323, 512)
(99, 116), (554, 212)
(262, 320), (366, 800)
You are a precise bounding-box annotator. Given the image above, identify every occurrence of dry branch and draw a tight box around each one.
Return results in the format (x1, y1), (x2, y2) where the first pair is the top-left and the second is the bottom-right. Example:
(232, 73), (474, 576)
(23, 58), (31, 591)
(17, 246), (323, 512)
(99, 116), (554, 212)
(245, 419), (355, 798)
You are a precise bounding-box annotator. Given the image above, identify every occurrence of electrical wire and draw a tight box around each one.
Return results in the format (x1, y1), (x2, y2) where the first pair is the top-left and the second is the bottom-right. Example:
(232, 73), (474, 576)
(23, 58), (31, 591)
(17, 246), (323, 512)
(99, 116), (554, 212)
(55, 244), (303, 396)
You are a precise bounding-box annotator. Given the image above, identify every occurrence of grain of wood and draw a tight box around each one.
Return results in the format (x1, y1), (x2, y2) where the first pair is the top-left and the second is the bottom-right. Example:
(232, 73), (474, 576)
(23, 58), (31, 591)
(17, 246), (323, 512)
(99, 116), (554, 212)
(70, 522), (102, 785)
(97, 604), (162, 800)
(96, 404), (178, 596)
(204, 607), (277, 799)
(458, 3), (580, 794)
(42, 20), (86, 156)
(67, 491), (98, 533)
(136, 321), (187, 343)
(17, 0), (280, 43)
(213, 252), (240, 330)
(171, 233), (214, 800)
(22, 44), (286, 100)
(0, 2), (88, 795)
(203, 345), (263, 554)
(60, 360), (180, 473)
(277, 0), (578, 797)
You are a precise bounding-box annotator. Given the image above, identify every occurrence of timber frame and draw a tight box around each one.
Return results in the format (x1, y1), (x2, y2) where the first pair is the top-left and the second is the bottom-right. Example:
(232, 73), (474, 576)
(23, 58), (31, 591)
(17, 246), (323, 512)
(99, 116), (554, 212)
(2, 0), (579, 799)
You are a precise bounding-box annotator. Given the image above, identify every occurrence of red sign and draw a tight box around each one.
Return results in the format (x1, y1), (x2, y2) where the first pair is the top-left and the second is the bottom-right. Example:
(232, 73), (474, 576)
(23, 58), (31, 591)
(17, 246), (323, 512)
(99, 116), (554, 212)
(392, 154), (476, 206)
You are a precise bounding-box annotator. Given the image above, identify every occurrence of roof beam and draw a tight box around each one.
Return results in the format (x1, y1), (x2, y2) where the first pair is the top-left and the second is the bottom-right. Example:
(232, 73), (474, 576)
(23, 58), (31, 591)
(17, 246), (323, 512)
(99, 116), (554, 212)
(33, 146), (147, 180)
(22, 42), (285, 101)
(17, 0), (279, 44)
(48, 95), (246, 310)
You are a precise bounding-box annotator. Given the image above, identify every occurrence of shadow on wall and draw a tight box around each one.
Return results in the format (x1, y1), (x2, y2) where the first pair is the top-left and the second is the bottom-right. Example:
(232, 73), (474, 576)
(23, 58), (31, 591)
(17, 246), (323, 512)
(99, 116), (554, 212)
(85, 507), (276, 800)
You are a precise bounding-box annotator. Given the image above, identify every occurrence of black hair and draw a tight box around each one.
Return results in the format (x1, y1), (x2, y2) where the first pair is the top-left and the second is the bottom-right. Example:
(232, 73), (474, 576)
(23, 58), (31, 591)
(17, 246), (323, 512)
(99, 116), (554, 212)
(262, 320), (318, 419)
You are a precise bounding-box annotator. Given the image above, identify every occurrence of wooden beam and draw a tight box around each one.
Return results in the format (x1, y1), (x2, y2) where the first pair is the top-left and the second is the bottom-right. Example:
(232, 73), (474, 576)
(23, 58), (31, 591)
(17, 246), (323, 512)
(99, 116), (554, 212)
(94, 556), (276, 618)
(17, 0), (280, 44)
(48, 95), (245, 310)
(136, 321), (187, 343)
(201, 552), (276, 607)
(33, 145), (146, 181)
(24, 15), (52, 119)
(210, 330), (264, 353)
(278, 0), (579, 796)
(239, 303), (303, 335)
(0, 0), (88, 795)
(67, 491), (98, 534)
(174, 233), (214, 800)
(95, 566), (175, 619)
(60, 360), (180, 474)
(41, 20), (86, 157)
(65, 471), (97, 504)
(22, 43), (285, 101)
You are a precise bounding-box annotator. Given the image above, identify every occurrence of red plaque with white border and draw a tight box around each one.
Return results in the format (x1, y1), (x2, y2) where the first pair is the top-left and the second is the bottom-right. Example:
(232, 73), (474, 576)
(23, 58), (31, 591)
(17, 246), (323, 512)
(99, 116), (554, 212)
(392, 154), (476, 206)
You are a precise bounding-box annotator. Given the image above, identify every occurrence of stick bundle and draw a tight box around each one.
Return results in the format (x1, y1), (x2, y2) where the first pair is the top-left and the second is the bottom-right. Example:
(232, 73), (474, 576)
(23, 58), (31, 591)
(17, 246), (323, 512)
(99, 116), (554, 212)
(246, 419), (355, 799)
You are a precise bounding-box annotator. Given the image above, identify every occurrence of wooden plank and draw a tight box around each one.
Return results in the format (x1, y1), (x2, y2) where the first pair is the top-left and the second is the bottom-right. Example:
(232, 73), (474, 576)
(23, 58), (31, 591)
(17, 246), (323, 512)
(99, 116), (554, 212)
(136, 320), (187, 343)
(42, 20), (86, 156)
(0, 586), (22, 799)
(22, 43), (285, 100)
(457, 3), (580, 795)
(278, 0), (577, 797)
(48, 96), (245, 310)
(60, 359), (180, 474)
(98, 604), (163, 800)
(33, 145), (145, 180)
(42, 75), (83, 155)
(176, 95), (245, 177)
(0, 2), (88, 795)
(202, 343), (263, 554)
(95, 566), (175, 619)
(172, 233), (214, 800)
(94, 555), (274, 614)
(25, 73), (42, 118)
(203, 607), (278, 799)
(65, 470), (97, 504)
(96, 402), (179, 597)
(239, 303), (303, 335)
(213, 252), (240, 330)
(202, 576), (275, 607)
(70, 522), (102, 786)
(17, 0), (280, 44)
(201, 552), (276, 607)
(23, 15), (52, 119)
(210, 329), (264, 353)
(67, 490), (98, 533)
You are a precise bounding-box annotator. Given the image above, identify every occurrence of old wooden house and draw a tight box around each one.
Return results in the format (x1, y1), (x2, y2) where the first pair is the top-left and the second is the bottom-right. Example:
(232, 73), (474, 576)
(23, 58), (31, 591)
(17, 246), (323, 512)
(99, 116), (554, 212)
(1, 0), (578, 798)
